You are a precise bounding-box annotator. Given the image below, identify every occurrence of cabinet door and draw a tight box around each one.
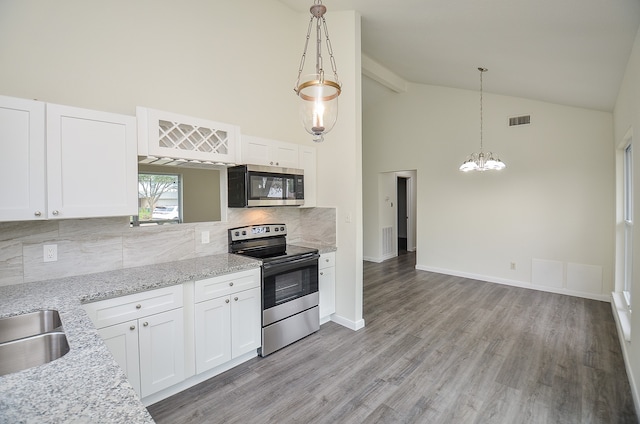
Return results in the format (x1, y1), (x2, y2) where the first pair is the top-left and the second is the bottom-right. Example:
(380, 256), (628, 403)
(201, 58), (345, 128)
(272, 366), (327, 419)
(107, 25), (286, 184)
(0, 96), (46, 221)
(273, 143), (299, 168)
(231, 287), (261, 358)
(46, 103), (137, 219)
(299, 146), (316, 208)
(194, 296), (232, 373)
(241, 135), (299, 168)
(319, 257), (336, 319)
(98, 320), (141, 396)
(138, 308), (185, 397)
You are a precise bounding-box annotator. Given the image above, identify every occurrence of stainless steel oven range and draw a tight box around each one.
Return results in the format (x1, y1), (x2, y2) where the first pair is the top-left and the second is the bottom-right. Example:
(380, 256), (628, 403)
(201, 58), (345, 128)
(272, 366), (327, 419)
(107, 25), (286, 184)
(229, 223), (320, 356)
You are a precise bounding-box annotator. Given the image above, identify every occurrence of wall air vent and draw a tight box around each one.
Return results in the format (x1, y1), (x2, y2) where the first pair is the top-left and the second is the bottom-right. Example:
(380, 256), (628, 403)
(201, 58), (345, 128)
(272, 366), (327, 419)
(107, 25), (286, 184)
(509, 115), (531, 126)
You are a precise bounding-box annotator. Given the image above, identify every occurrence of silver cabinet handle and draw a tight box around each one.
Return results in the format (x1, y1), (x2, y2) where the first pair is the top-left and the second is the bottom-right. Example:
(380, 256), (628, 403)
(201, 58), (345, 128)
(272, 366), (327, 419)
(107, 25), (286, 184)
(234, 297), (238, 301)
(325, 258), (330, 262)
(225, 299), (230, 304)
(136, 304), (142, 309)
(320, 272), (324, 276)
(229, 282), (234, 287)
(143, 322), (148, 327)
(52, 210), (59, 216)
(34, 211), (42, 217)
(130, 325), (136, 330)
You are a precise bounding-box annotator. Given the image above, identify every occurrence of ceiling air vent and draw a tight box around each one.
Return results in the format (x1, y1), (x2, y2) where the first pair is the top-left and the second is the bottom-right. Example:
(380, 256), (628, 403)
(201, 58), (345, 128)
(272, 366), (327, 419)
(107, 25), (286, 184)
(509, 115), (531, 126)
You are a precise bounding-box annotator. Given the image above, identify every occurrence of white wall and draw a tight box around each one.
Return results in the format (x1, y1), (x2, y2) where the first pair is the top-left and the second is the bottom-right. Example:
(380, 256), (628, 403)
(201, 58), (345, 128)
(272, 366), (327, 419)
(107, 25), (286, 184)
(362, 74), (615, 301)
(0, 0), (363, 329)
(613, 24), (640, 415)
(313, 11), (364, 330)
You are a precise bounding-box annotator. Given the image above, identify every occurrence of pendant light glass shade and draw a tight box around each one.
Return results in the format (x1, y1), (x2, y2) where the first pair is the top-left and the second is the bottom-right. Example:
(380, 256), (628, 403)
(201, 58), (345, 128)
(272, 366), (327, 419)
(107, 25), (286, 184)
(297, 73), (340, 143)
(459, 67), (506, 172)
(294, 1), (341, 143)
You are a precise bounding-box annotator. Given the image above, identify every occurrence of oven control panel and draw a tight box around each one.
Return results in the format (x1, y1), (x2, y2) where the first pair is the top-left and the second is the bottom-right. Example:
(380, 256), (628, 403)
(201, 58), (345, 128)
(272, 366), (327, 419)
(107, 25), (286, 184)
(229, 223), (287, 242)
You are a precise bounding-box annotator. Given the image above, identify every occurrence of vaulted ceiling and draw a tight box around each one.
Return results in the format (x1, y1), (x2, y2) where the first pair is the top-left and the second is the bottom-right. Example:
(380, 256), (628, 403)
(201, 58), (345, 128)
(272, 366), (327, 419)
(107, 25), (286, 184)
(279, 0), (640, 111)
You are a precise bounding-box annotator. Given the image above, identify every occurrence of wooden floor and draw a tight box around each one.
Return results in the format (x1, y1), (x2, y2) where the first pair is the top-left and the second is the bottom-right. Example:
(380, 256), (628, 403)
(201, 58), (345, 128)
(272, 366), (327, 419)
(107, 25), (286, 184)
(148, 252), (638, 423)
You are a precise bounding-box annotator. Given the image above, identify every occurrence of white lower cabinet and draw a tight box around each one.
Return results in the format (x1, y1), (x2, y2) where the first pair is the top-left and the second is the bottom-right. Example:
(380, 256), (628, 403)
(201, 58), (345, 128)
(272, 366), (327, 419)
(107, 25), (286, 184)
(194, 269), (261, 374)
(194, 296), (231, 372)
(86, 268), (262, 403)
(85, 285), (185, 398)
(97, 320), (141, 395)
(319, 252), (336, 321)
(138, 308), (185, 397)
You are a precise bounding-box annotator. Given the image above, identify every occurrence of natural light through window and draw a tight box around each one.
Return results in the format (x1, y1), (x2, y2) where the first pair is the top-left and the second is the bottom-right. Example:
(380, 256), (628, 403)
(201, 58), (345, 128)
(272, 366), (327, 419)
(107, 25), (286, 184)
(132, 173), (181, 227)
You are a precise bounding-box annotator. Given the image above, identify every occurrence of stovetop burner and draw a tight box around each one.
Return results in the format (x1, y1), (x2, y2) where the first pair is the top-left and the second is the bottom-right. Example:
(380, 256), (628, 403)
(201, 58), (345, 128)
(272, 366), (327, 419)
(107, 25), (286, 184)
(229, 223), (318, 262)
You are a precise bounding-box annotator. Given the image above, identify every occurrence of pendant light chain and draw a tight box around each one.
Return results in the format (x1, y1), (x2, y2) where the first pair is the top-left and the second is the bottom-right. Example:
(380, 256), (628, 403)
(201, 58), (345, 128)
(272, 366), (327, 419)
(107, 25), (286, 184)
(294, 16), (315, 93)
(321, 16), (340, 85)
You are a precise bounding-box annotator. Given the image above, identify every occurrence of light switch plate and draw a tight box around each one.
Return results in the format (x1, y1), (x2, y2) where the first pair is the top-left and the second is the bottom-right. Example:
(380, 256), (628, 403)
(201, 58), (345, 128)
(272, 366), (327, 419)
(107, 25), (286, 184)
(201, 231), (210, 244)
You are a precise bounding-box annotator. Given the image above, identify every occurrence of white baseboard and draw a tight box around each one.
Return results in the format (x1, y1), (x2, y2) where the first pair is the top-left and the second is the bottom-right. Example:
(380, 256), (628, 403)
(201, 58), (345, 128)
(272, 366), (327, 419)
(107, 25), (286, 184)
(415, 264), (611, 302)
(363, 256), (383, 263)
(330, 313), (365, 331)
(363, 253), (400, 263)
(610, 294), (640, 417)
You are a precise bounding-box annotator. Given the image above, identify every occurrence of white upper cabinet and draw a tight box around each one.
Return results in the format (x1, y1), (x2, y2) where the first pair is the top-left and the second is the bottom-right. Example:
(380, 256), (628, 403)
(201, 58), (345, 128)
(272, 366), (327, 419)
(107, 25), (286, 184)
(0, 96), (46, 221)
(137, 107), (240, 166)
(0, 95), (137, 221)
(241, 135), (299, 168)
(46, 103), (137, 219)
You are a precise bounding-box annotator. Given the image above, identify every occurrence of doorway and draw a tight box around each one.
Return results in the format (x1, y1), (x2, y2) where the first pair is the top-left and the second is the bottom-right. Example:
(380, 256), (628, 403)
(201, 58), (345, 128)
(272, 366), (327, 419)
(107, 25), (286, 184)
(397, 177), (408, 253)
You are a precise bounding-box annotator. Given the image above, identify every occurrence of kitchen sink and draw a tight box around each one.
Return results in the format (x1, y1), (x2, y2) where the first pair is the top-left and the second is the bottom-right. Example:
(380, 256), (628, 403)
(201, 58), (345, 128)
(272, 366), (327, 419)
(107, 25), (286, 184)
(0, 309), (63, 344)
(0, 310), (70, 376)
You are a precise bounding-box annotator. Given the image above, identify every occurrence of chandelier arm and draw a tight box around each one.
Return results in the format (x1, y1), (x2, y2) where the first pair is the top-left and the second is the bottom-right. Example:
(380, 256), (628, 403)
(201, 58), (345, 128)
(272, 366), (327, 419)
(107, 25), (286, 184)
(295, 16), (316, 92)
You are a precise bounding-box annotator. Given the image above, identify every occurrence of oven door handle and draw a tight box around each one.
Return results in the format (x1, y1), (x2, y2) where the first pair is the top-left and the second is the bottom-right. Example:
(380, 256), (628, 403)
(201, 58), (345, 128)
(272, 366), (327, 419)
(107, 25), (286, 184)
(262, 253), (320, 277)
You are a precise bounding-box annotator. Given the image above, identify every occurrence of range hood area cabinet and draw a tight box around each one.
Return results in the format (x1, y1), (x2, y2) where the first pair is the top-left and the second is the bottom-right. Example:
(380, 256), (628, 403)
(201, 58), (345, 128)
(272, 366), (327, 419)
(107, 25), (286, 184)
(239, 135), (317, 208)
(0, 95), (138, 222)
(137, 107), (241, 167)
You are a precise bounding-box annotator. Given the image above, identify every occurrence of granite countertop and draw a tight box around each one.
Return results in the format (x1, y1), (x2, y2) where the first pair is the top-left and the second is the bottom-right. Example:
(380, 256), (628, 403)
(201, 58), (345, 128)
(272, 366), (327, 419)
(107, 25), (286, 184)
(0, 253), (261, 424)
(290, 241), (337, 255)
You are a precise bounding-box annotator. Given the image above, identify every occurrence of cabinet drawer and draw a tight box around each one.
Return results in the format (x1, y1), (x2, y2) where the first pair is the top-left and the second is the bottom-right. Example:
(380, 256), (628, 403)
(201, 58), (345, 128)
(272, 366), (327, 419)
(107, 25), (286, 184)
(319, 252), (335, 270)
(195, 268), (260, 303)
(84, 285), (183, 328)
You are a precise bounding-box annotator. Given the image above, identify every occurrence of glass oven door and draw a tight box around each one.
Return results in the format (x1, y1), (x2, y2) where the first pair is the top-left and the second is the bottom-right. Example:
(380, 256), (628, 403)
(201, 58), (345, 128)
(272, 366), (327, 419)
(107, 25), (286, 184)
(262, 253), (319, 311)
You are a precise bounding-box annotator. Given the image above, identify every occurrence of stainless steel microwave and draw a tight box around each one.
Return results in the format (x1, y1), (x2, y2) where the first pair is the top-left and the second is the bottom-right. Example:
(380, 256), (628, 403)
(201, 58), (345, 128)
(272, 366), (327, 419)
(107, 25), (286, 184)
(227, 165), (304, 207)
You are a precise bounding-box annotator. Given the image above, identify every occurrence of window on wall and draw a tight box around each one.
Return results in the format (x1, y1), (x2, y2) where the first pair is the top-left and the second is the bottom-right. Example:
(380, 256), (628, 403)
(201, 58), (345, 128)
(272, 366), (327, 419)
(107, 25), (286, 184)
(623, 143), (633, 311)
(132, 172), (181, 226)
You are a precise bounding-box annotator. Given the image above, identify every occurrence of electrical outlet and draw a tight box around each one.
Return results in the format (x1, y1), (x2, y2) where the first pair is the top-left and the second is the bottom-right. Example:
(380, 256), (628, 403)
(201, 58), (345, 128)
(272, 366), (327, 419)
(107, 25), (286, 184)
(510, 262), (516, 270)
(201, 230), (210, 244)
(44, 244), (58, 262)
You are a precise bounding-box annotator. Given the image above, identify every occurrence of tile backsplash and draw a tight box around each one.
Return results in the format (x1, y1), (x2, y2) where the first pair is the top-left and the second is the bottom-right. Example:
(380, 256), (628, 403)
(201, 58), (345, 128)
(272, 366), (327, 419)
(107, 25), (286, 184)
(0, 207), (336, 286)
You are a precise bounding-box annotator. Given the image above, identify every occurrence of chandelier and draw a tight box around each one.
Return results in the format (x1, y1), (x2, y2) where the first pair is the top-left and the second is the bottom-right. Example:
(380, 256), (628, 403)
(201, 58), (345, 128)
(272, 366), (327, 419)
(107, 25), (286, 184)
(459, 67), (506, 172)
(294, 0), (341, 143)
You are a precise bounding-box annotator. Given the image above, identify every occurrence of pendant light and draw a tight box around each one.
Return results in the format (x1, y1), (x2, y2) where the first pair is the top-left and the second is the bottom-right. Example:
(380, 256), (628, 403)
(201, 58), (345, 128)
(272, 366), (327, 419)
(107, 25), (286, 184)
(294, 0), (341, 143)
(459, 68), (506, 172)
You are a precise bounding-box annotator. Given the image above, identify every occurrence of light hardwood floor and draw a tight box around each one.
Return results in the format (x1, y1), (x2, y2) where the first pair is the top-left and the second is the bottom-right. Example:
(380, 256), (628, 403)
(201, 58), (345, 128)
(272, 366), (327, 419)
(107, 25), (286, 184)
(148, 252), (638, 423)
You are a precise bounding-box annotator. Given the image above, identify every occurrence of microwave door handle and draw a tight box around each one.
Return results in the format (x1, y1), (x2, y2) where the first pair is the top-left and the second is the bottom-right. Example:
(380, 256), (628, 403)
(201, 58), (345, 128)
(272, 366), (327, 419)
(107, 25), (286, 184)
(262, 254), (320, 276)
